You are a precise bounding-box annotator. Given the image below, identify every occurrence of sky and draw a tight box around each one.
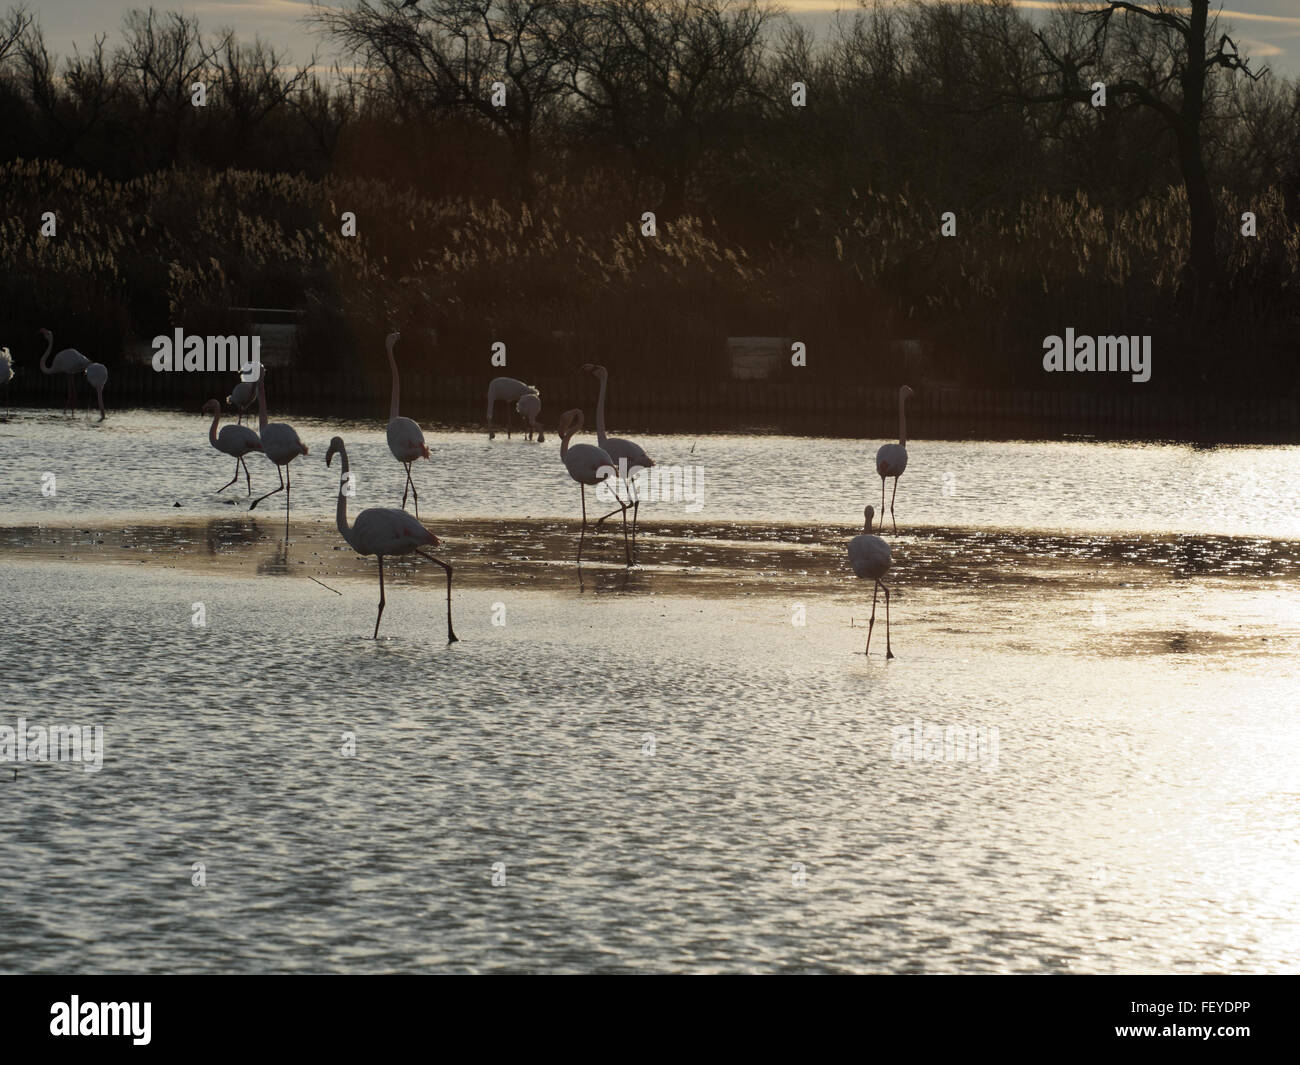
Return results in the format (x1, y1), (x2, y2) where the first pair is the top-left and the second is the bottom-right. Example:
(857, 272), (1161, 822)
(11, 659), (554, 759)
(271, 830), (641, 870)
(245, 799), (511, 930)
(18, 1), (1300, 75)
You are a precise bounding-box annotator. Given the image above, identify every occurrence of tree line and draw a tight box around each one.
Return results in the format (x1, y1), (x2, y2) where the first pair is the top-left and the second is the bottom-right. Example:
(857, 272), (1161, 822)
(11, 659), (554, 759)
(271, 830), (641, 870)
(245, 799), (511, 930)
(1, 1), (1297, 392)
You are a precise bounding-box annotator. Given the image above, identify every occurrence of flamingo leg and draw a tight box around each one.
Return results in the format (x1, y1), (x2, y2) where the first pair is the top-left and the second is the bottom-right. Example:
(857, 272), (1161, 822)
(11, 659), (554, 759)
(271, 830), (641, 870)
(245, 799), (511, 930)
(249, 464), (284, 511)
(374, 556), (386, 638)
(241, 457), (252, 495)
(890, 477), (900, 534)
(401, 461), (419, 518)
(578, 484), (589, 564)
(866, 580), (880, 656)
(884, 581), (894, 659)
(879, 476), (886, 532)
(284, 465), (292, 542)
(488, 402), (495, 440)
(217, 459), (240, 493)
(415, 548), (458, 643)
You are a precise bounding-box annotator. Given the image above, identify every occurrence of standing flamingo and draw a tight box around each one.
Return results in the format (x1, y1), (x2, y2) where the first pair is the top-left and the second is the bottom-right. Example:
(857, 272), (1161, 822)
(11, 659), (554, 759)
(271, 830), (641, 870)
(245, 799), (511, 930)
(38, 329), (91, 412)
(227, 375), (259, 425)
(848, 505), (894, 658)
(515, 391), (545, 441)
(326, 436), (457, 642)
(84, 363), (108, 421)
(486, 377), (540, 440)
(582, 363), (654, 559)
(384, 332), (430, 516)
(248, 366), (309, 540)
(557, 408), (629, 565)
(0, 347), (13, 420)
(875, 384), (914, 533)
(202, 399), (262, 494)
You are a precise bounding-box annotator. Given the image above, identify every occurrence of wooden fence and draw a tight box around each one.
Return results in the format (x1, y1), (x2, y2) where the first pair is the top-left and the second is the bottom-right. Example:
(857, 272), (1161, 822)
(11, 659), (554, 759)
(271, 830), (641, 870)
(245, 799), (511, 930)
(10, 366), (1298, 442)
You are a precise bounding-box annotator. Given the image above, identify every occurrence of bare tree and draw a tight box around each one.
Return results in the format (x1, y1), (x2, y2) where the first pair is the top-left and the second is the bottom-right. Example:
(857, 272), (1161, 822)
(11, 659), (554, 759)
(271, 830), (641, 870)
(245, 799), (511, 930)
(1023, 0), (1265, 297)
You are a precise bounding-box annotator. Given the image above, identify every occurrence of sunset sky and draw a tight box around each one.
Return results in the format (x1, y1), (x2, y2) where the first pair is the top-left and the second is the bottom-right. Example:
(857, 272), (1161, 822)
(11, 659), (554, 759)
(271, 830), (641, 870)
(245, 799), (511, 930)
(19, 1), (1300, 75)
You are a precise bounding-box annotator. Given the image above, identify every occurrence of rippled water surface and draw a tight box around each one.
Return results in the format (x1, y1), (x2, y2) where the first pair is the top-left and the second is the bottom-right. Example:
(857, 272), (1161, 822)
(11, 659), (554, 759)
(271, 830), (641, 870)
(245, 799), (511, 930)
(1, 409), (1298, 973)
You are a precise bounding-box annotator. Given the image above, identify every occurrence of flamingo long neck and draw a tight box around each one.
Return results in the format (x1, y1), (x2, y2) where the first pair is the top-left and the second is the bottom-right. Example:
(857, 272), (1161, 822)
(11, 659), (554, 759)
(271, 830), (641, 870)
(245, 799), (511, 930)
(39, 334), (54, 374)
(208, 409), (220, 447)
(387, 338), (400, 422)
(257, 369), (269, 435)
(898, 391), (909, 446)
(595, 373), (609, 446)
(333, 445), (353, 543)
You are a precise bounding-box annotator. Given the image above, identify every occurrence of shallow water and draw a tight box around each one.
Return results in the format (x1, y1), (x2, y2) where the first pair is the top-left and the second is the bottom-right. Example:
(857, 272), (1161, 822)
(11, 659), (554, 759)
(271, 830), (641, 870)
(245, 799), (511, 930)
(1, 410), (1299, 973)
(2, 409), (1299, 536)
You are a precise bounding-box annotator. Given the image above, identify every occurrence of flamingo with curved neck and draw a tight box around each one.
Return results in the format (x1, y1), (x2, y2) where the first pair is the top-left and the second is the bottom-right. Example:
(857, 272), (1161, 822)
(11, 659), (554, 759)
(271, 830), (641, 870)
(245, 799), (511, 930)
(326, 436), (457, 642)
(38, 329), (92, 413)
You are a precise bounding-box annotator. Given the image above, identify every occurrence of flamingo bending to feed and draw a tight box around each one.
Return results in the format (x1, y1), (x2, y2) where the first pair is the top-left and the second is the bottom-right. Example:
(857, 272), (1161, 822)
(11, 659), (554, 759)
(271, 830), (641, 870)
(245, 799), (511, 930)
(582, 363), (654, 558)
(486, 376), (540, 440)
(515, 391), (544, 442)
(38, 329), (91, 412)
(557, 408), (629, 566)
(248, 366), (309, 540)
(326, 436), (457, 642)
(227, 375), (259, 425)
(202, 399), (262, 494)
(848, 505), (894, 658)
(85, 363), (108, 421)
(875, 384), (914, 533)
(1, 347), (13, 420)
(384, 332), (430, 516)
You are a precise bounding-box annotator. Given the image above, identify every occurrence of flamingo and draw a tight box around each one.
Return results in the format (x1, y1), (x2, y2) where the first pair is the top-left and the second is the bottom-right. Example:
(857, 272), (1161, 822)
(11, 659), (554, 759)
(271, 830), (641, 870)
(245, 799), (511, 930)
(202, 399), (262, 494)
(557, 408), (629, 565)
(875, 385), (914, 533)
(38, 329), (91, 412)
(848, 505), (894, 659)
(384, 331), (430, 516)
(248, 365), (309, 540)
(582, 363), (654, 559)
(227, 375), (259, 425)
(515, 391), (545, 442)
(486, 376), (539, 440)
(1, 347), (13, 420)
(325, 436), (457, 642)
(84, 363), (108, 421)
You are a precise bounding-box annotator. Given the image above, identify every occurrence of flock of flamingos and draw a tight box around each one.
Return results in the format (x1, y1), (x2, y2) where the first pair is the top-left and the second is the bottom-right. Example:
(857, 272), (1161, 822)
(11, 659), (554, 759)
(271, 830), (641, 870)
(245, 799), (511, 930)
(3, 330), (915, 658)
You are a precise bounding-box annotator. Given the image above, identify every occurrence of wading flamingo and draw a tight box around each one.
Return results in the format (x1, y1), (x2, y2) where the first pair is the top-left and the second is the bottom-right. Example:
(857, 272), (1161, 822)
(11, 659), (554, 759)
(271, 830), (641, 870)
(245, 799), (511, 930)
(248, 366), (309, 540)
(558, 408), (628, 565)
(848, 505), (894, 658)
(202, 399), (262, 494)
(85, 363), (108, 421)
(38, 329), (91, 412)
(384, 332), (430, 516)
(486, 377), (540, 440)
(227, 375), (259, 425)
(1, 347), (13, 420)
(875, 385), (914, 533)
(582, 363), (654, 559)
(515, 391), (544, 442)
(326, 436), (458, 642)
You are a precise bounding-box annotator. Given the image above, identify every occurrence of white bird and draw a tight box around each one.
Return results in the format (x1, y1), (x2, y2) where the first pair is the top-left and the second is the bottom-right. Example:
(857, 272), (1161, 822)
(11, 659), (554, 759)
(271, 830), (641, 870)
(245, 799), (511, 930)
(558, 408), (629, 565)
(202, 398), (262, 494)
(875, 384), (914, 533)
(326, 436), (457, 642)
(848, 505), (894, 659)
(514, 390), (545, 441)
(38, 328), (92, 412)
(248, 365), (309, 540)
(227, 375), (259, 425)
(84, 362), (108, 421)
(0, 347), (13, 420)
(582, 363), (654, 559)
(486, 376), (539, 440)
(384, 331), (430, 516)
